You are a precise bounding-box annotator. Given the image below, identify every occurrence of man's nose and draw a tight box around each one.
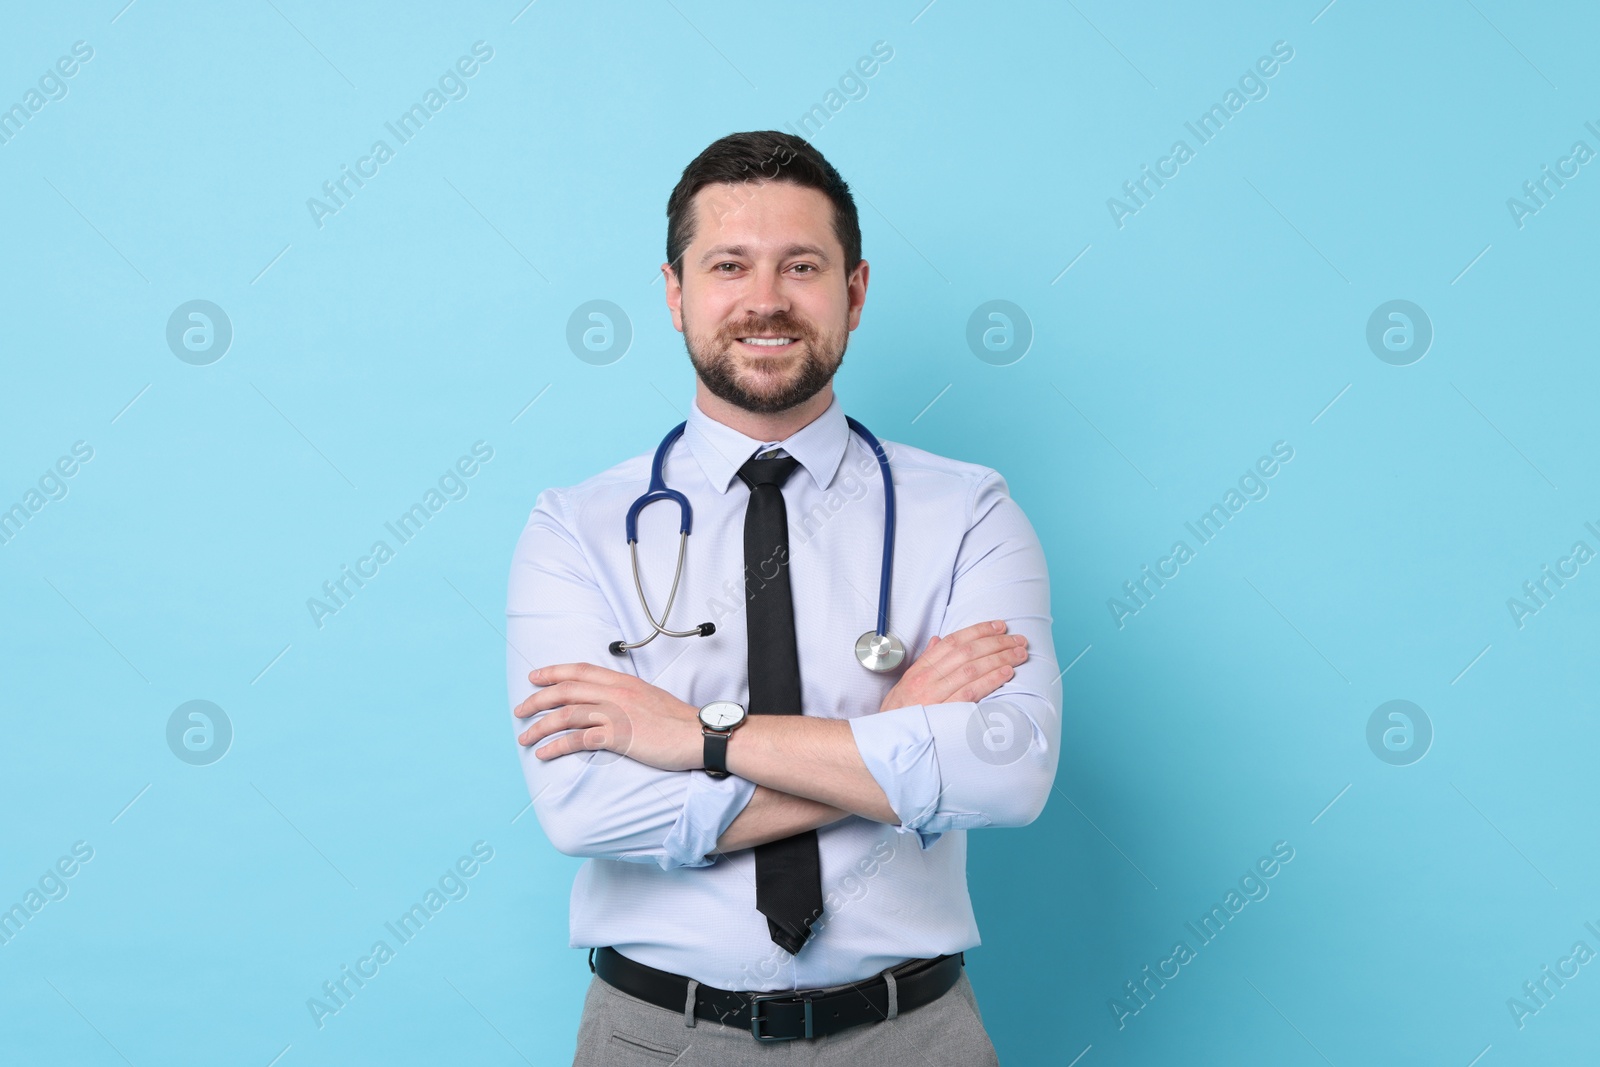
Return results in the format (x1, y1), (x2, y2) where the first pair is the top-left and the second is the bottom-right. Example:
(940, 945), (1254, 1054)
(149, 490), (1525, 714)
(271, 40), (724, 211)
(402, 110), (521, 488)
(742, 267), (790, 320)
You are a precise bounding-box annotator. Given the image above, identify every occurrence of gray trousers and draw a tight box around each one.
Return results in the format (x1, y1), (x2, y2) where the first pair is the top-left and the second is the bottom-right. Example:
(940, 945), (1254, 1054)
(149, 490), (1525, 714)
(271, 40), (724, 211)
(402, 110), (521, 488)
(571, 969), (1000, 1065)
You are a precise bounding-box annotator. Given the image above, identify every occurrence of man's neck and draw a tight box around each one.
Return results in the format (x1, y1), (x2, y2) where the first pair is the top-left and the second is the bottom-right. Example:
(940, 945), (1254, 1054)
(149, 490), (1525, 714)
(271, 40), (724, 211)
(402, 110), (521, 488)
(693, 380), (834, 443)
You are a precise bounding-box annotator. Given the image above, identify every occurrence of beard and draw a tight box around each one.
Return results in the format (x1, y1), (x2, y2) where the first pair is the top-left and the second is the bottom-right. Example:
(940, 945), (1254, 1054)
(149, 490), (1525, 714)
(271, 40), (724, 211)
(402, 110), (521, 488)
(683, 307), (847, 415)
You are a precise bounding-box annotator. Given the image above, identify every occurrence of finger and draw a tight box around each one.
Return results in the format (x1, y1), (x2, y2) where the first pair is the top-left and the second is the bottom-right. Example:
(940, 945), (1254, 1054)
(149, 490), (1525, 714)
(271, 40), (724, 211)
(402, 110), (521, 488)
(514, 689), (565, 717)
(521, 704), (612, 747)
(540, 703), (634, 754)
(957, 644), (1030, 679)
(516, 685), (565, 717)
(518, 706), (573, 746)
(949, 663), (1016, 704)
(517, 680), (613, 717)
(946, 620), (1010, 646)
(933, 642), (1028, 694)
(532, 728), (607, 760)
(912, 621), (1010, 673)
(531, 729), (595, 764)
(529, 662), (630, 687)
(926, 633), (1026, 686)
(951, 633), (1027, 663)
(905, 627), (980, 676)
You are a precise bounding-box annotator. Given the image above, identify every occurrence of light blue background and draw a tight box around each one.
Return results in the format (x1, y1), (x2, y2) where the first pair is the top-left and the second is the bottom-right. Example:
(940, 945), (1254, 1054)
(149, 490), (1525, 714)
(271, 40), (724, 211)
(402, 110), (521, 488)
(2, 1), (1596, 1064)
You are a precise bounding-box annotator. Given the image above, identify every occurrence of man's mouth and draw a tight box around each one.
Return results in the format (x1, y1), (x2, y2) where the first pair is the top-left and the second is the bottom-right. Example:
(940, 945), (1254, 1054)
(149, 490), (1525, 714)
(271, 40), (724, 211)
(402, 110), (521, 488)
(734, 336), (800, 353)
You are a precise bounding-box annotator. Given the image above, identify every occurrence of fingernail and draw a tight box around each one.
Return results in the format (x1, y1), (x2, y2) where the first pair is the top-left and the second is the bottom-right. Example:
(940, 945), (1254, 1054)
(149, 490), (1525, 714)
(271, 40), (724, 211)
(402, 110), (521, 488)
(991, 621), (1003, 632)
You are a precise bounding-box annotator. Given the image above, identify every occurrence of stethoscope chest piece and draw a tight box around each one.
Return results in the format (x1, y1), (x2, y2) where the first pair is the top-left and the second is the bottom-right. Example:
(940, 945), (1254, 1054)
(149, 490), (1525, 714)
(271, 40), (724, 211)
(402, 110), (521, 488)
(855, 630), (906, 672)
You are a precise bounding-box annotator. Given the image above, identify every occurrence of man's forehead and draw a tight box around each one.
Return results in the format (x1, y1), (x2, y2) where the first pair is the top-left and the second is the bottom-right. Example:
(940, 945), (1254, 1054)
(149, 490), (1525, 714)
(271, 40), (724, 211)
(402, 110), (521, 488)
(690, 180), (836, 243)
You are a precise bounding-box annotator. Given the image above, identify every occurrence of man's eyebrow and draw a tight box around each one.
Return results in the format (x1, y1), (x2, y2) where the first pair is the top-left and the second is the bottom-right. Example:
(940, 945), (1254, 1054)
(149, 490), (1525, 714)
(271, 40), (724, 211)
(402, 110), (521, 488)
(697, 244), (833, 267)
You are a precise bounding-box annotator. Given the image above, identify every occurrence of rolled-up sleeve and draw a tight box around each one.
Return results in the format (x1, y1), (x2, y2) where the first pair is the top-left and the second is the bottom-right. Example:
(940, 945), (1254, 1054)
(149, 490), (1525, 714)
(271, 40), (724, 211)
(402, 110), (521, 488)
(507, 488), (755, 869)
(850, 470), (1060, 848)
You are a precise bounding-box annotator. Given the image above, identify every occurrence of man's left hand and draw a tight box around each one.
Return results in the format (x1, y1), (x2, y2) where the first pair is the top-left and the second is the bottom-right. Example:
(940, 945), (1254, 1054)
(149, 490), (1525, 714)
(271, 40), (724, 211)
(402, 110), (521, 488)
(515, 663), (702, 770)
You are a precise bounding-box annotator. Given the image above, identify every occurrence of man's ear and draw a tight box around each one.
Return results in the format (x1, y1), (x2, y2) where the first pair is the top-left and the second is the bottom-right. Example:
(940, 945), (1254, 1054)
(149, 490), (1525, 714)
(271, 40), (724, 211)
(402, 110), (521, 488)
(846, 259), (870, 332)
(662, 263), (685, 333)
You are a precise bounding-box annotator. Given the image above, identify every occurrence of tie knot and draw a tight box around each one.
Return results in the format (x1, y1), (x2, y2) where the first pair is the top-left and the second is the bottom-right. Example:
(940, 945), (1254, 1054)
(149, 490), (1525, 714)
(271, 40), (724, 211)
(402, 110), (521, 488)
(737, 453), (801, 490)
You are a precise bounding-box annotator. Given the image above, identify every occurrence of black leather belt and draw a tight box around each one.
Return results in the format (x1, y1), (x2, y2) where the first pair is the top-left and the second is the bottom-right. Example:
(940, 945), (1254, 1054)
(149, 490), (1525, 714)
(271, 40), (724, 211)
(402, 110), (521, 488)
(590, 946), (965, 1042)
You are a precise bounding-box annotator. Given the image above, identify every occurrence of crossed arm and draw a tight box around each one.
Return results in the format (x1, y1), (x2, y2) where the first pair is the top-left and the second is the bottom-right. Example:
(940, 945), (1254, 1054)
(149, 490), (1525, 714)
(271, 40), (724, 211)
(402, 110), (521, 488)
(515, 621), (1030, 850)
(506, 472), (1059, 867)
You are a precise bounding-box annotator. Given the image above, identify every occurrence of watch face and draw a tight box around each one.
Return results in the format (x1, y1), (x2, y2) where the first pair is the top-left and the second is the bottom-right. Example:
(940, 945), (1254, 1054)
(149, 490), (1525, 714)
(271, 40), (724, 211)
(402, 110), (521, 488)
(699, 701), (745, 729)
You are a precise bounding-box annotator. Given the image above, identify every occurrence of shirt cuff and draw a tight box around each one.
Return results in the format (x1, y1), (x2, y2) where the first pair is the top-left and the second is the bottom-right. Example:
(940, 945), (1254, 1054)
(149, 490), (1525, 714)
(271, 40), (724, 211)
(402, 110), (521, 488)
(849, 707), (952, 850)
(655, 770), (758, 870)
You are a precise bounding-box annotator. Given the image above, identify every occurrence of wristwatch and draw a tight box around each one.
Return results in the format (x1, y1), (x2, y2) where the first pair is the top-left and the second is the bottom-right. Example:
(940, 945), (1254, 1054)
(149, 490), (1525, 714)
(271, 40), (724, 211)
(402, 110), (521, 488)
(698, 700), (747, 778)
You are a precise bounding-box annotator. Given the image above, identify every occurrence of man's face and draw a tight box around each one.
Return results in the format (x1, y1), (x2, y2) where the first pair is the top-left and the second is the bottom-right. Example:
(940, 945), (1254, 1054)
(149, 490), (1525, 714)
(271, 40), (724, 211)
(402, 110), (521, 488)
(665, 180), (868, 415)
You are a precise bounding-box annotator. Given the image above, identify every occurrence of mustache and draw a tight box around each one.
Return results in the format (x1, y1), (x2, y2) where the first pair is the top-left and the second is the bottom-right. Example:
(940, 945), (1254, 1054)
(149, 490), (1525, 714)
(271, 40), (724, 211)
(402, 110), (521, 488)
(723, 316), (810, 341)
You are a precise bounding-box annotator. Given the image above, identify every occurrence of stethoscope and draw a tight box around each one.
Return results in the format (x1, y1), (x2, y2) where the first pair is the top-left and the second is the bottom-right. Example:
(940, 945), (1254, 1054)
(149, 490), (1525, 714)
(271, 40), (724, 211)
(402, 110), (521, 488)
(608, 416), (906, 672)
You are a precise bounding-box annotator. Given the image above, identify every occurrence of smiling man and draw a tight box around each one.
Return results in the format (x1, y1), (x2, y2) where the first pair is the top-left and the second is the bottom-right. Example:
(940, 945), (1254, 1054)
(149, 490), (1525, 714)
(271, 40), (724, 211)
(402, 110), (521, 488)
(505, 130), (1060, 1063)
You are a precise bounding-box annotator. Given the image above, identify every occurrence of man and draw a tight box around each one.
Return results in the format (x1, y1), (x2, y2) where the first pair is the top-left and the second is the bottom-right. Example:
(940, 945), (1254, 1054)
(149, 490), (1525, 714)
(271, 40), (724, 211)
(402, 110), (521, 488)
(506, 130), (1059, 1063)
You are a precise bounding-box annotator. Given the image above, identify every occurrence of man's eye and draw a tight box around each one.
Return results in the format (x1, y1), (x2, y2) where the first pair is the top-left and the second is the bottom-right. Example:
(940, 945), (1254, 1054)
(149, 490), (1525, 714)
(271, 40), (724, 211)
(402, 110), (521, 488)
(791, 264), (816, 274)
(715, 263), (740, 273)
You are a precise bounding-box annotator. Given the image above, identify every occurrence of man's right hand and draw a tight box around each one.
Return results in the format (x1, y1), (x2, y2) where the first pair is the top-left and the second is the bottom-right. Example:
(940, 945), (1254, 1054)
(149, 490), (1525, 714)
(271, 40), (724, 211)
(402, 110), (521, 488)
(878, 620), (1028, 713)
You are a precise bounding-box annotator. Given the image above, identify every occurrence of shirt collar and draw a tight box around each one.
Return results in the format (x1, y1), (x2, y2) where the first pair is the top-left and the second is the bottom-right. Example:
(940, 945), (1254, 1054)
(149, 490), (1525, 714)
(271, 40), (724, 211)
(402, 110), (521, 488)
(684, 393), (850, 495)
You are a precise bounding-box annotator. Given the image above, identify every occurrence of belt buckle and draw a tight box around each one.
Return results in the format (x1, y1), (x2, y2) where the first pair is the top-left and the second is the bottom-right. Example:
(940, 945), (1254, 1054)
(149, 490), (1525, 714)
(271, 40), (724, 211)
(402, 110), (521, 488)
(749, 990), (815, 1042)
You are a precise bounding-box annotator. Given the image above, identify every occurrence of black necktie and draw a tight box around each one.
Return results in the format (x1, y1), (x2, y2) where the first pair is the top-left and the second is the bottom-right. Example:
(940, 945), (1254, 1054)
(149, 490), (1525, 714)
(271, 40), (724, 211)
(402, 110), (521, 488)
(737, 451), (824, 955)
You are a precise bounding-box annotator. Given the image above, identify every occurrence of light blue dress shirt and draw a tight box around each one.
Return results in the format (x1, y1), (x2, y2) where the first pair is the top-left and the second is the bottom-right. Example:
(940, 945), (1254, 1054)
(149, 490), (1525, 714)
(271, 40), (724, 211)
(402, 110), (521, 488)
(505, 393), (1060, 991)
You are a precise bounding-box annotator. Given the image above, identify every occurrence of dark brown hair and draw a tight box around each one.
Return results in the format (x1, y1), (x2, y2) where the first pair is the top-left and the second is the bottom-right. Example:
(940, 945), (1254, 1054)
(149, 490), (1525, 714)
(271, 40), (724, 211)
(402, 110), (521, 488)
(665, 130), (861, 280)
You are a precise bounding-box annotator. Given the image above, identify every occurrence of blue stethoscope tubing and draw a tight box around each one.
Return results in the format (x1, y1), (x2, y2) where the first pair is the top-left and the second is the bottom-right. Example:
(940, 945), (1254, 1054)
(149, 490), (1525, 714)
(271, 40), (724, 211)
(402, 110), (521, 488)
(608, 416), (906, 672)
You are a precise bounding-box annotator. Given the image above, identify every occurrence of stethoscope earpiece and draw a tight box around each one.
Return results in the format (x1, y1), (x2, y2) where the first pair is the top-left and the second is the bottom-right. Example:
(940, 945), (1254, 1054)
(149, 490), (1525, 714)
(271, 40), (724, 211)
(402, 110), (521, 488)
(612, 416), (901, 672)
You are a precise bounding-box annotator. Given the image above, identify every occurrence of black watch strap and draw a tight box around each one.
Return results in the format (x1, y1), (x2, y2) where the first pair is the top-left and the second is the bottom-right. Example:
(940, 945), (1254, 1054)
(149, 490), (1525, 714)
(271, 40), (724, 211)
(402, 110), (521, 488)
(703, 728), (731, 778)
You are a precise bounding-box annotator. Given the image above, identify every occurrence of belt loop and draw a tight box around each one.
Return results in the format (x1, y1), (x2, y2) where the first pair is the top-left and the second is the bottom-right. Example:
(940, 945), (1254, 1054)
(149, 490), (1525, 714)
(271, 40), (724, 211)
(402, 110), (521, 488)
(883, 970), (899, 1021)
(683, 979), (699, 1028)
